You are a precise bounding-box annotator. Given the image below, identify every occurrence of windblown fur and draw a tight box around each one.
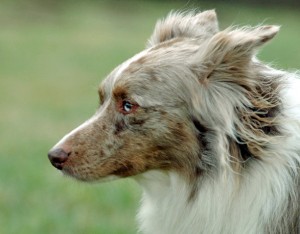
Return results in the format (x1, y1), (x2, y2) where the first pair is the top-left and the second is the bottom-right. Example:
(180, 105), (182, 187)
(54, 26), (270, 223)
(48, 10), (300, 234)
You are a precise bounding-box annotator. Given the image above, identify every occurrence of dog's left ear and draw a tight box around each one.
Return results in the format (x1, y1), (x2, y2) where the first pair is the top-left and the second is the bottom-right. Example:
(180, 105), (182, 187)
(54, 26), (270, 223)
(191, 25), (280, 81)
(147, 10), (219, 48)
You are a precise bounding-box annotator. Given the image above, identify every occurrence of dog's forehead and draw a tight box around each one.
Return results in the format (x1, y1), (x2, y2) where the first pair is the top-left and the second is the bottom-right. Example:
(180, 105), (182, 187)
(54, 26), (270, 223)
(115, 48), (152, 80)
(100, 48), (152, 94)
(100, 38), (200, 103)
(115, 38), (199, 78)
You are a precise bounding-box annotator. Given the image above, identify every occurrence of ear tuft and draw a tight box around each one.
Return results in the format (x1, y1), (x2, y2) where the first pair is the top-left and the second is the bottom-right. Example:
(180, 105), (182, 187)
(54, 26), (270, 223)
(147, 10), (219, 48)
(191, 25), (280, 81)
(223, 25), (280, 52)
(255, 25), (280, 44)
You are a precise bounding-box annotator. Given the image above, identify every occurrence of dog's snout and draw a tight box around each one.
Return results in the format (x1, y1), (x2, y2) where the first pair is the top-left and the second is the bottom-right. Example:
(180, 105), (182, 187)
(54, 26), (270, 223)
(48, 148), (70, 170)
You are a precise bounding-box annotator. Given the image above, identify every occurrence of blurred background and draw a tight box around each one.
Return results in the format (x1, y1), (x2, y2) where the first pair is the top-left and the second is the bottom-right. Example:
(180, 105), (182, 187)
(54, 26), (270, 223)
(0, 0), (299, 233)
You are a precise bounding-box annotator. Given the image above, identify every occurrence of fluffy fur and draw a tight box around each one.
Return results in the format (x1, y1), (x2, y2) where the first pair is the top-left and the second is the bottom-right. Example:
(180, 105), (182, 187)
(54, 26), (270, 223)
(48, 10), (300, 234)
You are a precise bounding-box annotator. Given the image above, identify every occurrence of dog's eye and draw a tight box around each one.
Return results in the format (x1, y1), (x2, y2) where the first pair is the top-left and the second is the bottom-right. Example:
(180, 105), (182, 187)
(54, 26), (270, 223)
(119, 100), (138, 114)
(123, 101), (133, 112)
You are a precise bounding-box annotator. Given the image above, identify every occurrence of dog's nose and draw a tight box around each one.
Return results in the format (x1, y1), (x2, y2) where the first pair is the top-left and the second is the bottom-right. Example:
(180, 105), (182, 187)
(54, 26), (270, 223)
(48, 148), (70, 170)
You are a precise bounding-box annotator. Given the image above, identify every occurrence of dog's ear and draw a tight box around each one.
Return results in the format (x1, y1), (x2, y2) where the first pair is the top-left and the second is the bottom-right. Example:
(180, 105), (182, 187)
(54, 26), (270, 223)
(191, 25), (280, 81)
(147, 10), (219, 48)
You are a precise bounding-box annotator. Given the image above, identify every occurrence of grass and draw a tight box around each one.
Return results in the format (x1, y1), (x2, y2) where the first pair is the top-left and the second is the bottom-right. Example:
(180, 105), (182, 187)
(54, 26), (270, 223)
(0, 1), (299, 233)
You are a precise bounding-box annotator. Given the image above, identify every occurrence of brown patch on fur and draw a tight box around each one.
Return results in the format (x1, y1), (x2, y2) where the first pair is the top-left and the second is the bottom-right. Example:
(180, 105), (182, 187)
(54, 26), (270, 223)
(159, 110), (167, 115)
(108, 139), (170, 178)
(112, 161), (135, 177)
(128, 117), (146, 126)
(199, 75), (210, 86)
(98, 86), (105, 104)
(162, 119), (204, 181)
(227, 136), (252, 173)
(99, 111), (203, 181)
(230, 74), (282, 171)
(113, 86), (127, 100)
(159, 27), (174, 44)
(106, 143), (113, 149)
(114, 120), (126, 135)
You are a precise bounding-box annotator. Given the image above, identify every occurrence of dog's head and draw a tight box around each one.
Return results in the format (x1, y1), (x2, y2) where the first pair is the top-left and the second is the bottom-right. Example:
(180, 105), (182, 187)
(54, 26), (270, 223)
(48, 10), (280, 182)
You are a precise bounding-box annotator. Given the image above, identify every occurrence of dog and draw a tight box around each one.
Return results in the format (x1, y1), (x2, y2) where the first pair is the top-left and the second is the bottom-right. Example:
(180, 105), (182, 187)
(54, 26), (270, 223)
(48, 10), (300, 234)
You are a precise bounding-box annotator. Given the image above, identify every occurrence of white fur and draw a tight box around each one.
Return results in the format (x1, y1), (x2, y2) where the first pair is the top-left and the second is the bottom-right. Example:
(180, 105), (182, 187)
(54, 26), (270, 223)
(115, 48), (151, 81)
(134, 72), (300, 234)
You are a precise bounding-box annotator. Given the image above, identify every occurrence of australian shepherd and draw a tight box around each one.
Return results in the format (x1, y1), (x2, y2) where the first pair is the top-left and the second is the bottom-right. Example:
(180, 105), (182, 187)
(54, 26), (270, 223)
(48, 10), (300, 234)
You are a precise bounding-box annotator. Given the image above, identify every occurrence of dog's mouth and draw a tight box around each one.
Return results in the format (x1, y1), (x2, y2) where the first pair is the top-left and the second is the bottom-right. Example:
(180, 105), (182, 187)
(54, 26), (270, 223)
(59, 163), (93, 181)
(61, 166), (119, 183)
(60, 165), (94, 182)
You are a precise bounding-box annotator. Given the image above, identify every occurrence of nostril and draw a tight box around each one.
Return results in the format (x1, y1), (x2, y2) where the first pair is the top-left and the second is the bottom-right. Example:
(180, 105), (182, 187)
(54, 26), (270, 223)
(48, 148), (70, 170)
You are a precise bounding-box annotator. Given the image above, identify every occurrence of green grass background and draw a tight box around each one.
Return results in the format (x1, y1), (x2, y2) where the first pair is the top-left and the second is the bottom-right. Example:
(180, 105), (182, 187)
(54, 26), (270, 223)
(0, 1), (299, 233)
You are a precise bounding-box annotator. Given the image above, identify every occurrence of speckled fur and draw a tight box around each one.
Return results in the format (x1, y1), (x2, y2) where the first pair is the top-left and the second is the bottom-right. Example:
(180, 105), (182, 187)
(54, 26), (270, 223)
(49, 10), (300, 234)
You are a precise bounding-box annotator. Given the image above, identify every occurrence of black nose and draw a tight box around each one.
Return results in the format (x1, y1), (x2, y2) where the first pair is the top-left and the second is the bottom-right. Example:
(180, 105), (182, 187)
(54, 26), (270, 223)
(48, 148), (70, 170)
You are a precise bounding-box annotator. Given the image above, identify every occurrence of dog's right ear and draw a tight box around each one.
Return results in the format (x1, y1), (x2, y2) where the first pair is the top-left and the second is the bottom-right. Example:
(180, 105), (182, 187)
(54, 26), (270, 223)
(147, 10), (219, 48)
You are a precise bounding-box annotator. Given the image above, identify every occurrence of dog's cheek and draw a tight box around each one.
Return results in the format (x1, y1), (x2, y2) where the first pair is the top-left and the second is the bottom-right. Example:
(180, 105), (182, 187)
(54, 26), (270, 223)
(107, 137), (150, 177)
(99, 128), (167, 177)
(110, 123), (188, 176)
(147, 117), (203, 175)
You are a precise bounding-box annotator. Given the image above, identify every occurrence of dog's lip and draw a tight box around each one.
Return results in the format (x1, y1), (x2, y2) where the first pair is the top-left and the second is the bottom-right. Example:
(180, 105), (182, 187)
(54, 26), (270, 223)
(61, 166), (120, 183)
(50, 161), (64, 170)
(61, 168), (91, 182)
(61, 166), (81, 179)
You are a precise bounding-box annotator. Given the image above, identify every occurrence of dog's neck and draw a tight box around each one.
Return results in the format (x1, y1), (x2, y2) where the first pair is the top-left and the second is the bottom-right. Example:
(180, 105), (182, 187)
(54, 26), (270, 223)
(133, 159), (299, 234)
(134, 170), (193, 234)
(134, 170), (190, 203)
